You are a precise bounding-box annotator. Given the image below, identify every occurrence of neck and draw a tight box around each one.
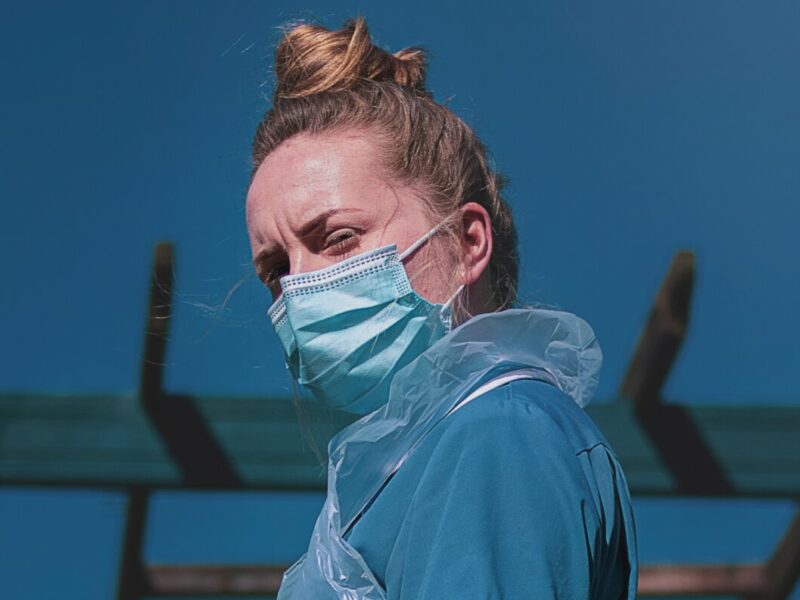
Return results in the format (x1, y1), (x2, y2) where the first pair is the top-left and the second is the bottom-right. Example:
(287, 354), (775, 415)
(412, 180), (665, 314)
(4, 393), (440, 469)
(452, 271), (498, 328)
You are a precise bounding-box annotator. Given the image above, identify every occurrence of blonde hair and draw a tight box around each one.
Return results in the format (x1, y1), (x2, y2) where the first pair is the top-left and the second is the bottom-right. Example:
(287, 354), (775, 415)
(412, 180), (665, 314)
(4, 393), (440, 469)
(251, 16), (519, 310)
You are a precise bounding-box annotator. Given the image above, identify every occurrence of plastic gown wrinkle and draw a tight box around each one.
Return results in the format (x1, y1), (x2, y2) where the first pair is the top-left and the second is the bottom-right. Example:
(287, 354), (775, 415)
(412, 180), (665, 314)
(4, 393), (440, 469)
(276, 308), (603, 599)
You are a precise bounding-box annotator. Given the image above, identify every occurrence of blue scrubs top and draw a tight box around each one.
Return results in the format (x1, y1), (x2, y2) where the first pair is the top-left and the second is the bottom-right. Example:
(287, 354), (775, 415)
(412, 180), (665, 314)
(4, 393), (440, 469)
(344, 378), (638, 599)
(275, 308), (638, 599)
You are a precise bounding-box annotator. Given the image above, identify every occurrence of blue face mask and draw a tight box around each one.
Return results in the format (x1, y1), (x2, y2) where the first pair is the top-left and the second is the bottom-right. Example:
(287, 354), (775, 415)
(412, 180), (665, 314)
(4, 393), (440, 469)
(268, 223), (462, 415)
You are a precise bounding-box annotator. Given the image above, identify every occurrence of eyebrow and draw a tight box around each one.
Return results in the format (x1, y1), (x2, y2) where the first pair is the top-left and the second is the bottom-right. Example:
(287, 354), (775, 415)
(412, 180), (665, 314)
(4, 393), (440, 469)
(252, 207), (367, 276)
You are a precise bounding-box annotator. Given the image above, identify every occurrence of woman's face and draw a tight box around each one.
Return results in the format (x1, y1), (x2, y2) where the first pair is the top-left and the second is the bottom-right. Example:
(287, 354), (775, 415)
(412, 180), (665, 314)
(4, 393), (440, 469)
(246, 129), (460, 304)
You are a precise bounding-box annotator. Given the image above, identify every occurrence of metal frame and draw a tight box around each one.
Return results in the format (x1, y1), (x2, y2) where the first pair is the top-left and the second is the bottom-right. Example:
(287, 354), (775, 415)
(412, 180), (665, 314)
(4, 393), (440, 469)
(1, 243), (798, 598)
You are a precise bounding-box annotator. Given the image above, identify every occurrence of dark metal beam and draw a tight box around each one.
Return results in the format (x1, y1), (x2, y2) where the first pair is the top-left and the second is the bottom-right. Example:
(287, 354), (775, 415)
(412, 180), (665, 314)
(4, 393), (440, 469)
(620, 250), (695, 407)
(117, 243), (245, 600)
(139, 243), (173, 402)
(116, 242), (180, 600)
(115, 489), (151, 600)
(636, 404), (734, 495)
(755, 510), (800, 600)
(620, 251), (734, 495)
(138, 243), (240, 487)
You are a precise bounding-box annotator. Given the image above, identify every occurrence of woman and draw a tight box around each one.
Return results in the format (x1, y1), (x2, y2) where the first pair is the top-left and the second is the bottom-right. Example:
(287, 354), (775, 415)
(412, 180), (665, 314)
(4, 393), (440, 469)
(246, 16), (638, 599)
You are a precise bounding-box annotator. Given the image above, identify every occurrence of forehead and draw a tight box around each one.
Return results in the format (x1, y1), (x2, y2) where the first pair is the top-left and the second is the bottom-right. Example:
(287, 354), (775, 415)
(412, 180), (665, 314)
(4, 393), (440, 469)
(245, 131), (388, 238)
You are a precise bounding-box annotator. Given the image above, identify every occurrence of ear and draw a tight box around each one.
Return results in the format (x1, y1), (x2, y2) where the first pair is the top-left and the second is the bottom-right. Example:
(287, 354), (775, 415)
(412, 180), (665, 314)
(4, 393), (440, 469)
(459, 201), (493, 285)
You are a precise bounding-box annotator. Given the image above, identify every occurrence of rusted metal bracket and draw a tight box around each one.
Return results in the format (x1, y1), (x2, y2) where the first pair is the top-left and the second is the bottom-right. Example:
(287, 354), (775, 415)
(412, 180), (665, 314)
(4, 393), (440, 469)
(147, 564), (285, 596)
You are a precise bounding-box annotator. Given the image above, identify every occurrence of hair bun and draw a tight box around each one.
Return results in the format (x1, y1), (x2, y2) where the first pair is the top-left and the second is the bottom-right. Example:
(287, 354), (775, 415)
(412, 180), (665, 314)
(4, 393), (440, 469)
(274, 16), (429, 99)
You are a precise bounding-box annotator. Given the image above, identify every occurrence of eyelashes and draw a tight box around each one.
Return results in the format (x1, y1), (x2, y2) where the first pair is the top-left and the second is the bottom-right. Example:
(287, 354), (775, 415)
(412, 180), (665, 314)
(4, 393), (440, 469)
(324, 228), (360, 254)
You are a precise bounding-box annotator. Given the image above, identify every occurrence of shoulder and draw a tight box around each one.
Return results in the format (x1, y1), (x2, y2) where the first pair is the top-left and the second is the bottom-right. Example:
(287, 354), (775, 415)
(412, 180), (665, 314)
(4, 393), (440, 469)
(392, 378), (639, 599)
(413, 377), (624, 524)
(404, 379), (613, 519)
(386, 380), (615, 597)
(432, 378), (610, 461)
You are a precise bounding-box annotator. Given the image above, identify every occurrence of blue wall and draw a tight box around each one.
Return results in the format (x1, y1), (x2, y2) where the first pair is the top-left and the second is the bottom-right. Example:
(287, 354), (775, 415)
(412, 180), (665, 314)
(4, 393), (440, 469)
(1, 1), (798, 598)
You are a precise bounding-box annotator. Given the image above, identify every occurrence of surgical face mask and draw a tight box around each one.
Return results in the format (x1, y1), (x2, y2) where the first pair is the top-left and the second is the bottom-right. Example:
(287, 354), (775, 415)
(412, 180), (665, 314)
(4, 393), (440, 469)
(267, 223), (463, 415)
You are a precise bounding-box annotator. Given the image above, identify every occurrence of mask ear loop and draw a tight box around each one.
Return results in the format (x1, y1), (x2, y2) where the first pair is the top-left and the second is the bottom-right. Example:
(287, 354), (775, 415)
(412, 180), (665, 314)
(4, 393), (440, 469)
(400, 220), (466, 314)
(439, 282), (466, 332)
(443, 283), (465, 312)
(399, 221), (447, 262)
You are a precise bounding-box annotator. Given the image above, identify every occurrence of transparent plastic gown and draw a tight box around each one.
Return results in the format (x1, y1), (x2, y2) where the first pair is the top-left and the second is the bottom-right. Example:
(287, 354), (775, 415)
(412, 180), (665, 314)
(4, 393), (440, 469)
(276, 307), (604, 599)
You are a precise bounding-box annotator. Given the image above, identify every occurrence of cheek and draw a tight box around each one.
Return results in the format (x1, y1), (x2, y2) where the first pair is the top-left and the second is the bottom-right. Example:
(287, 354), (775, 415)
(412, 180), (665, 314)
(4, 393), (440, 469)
(405, 242), (460, 304)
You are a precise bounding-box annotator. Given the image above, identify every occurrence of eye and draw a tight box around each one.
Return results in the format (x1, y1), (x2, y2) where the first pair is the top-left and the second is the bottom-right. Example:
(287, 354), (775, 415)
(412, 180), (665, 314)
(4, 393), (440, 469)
(262, 261), (289, 289)
(324, 228), (360, 254)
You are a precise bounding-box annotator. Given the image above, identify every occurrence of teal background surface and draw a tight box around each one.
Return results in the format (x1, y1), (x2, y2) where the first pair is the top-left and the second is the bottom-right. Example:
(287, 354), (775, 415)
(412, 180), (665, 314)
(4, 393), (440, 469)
(1, 1), (798, 598)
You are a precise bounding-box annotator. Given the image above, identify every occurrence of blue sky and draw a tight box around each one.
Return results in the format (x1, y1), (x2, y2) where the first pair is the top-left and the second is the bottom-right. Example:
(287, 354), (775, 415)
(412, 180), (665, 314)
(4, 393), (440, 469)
(1, 1), (798, 598)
